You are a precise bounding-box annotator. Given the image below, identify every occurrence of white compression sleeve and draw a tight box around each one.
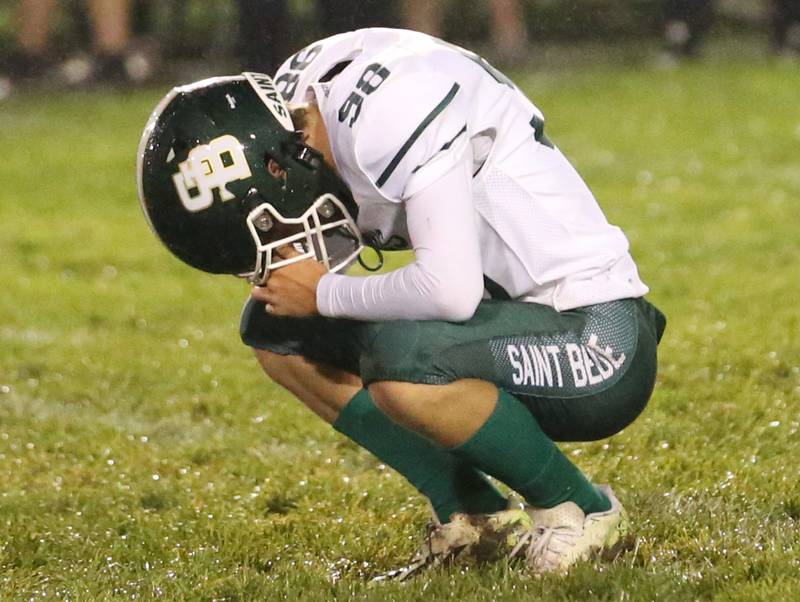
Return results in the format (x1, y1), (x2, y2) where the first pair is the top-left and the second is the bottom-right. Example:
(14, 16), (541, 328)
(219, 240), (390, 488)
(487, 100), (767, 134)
(316, 159), (484, 321)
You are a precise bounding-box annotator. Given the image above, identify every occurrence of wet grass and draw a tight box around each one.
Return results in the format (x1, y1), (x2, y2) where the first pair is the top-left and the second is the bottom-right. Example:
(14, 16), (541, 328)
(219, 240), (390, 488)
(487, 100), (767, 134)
(1, 49), (799, 600)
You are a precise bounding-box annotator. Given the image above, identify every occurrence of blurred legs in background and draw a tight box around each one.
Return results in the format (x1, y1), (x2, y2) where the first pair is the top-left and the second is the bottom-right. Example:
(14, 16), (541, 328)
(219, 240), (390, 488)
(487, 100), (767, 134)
(662, 0), (716, 58)
(237, 0), (289, 73)
(402, 0), (529, 66)
(771, 0), (800, 56)
(2, 0), (147, 88)
(236, 0), (397, 74)
(85, 0), (134, 82)
(59, 0), (153, 85)
(402, 0), (442, 37)
(88, 0), (131, 56)
(7, 0), (59, 81)
(317, 0), (396, 36)
(18, 0), (58, 56)
(489, 0), (530, 66)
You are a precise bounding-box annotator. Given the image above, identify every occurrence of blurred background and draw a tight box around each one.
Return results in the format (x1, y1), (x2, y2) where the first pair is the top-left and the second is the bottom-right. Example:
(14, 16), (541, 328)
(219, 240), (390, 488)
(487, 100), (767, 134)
(1, 0), (799, 95)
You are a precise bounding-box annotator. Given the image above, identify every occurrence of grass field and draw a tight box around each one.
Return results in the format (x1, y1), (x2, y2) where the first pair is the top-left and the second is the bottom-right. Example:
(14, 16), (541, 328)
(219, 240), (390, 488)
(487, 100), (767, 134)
(1, 48), (799, 600)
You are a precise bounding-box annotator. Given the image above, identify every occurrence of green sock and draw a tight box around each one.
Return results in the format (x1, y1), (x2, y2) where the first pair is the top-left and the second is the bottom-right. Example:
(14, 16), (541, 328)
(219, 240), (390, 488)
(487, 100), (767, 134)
(453, 390), (610, 515)
(334, 389), (508, 523)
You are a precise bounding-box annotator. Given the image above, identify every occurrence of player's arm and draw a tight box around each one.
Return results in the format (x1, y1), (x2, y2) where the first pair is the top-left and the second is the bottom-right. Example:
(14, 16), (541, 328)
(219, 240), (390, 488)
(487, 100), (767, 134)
(256, 68), (484, 321)
(315, 67), (487, 321)
(316, 156), (484, 322)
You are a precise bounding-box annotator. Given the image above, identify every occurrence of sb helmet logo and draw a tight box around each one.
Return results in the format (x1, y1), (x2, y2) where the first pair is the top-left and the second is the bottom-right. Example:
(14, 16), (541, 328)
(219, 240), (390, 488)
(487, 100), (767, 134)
(172, 134), (252, 212)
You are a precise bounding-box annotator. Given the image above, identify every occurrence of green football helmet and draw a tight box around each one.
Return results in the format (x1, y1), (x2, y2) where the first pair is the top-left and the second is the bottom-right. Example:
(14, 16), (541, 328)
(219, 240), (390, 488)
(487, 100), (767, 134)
(136, 72), (363, 284)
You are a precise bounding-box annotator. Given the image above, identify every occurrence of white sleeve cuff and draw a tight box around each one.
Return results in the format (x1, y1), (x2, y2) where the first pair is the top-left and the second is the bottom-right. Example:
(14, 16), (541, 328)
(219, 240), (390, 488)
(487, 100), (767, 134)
(316, 272), (341, 318)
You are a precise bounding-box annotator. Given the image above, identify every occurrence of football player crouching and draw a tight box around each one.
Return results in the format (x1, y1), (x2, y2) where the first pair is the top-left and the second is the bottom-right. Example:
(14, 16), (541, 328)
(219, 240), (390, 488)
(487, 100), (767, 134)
(137, 28), (666, 579)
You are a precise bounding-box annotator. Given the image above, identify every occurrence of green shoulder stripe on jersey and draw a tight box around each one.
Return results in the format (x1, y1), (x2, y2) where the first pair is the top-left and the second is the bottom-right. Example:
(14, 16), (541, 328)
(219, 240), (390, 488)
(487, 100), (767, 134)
(411, 124), (467, 174)
(376, 82), (461, 188)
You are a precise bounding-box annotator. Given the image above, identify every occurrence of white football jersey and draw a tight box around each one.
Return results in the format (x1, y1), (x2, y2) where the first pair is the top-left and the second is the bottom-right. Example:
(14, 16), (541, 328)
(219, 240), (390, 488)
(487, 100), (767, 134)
(274, 28), (649, 311)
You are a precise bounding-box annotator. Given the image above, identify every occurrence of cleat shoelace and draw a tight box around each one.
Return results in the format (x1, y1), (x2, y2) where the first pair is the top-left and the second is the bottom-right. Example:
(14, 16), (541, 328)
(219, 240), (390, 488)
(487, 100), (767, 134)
(509, 524), (580, 569)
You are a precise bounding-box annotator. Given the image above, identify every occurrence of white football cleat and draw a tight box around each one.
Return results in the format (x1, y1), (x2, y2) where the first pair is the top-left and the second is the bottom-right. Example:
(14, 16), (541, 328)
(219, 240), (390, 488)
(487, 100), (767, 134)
(510, 484), (628, 574)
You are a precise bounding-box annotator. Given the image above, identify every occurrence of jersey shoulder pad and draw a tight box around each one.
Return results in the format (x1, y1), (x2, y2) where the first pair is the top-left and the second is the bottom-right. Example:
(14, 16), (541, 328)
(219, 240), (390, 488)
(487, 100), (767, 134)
(350, 67), (470, 201)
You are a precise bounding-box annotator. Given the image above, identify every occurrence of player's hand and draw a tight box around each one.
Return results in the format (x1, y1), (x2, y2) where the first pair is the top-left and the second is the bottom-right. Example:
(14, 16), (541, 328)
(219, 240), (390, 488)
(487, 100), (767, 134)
(250, 246), (327, 317)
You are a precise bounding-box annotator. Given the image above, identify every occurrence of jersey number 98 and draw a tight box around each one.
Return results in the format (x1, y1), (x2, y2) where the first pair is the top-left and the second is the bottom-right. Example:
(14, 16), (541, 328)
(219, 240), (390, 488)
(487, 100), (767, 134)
(338, 63), (391, 127)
